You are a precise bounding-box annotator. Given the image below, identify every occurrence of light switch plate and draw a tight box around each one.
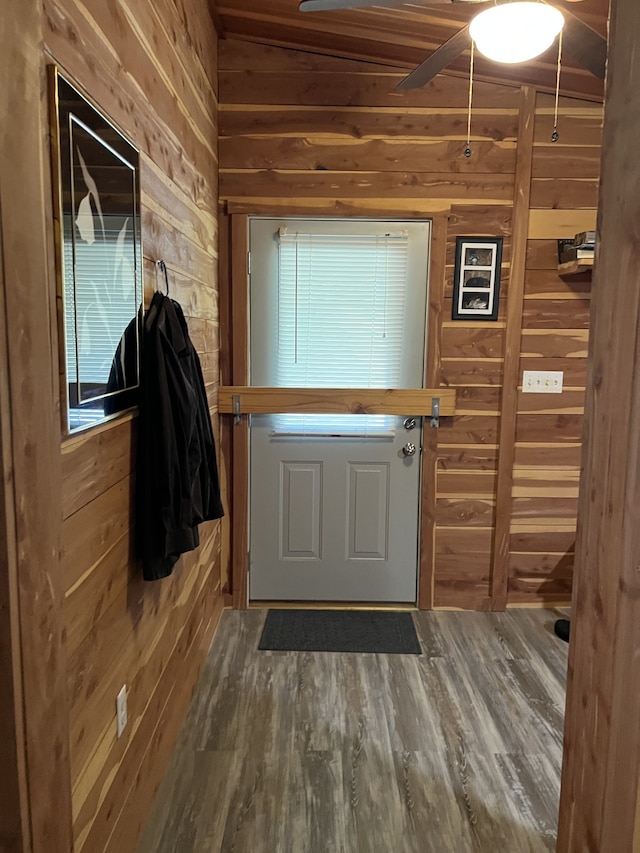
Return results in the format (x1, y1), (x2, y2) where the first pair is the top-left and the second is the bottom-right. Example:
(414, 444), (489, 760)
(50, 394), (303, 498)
(522, 370), (563, 394)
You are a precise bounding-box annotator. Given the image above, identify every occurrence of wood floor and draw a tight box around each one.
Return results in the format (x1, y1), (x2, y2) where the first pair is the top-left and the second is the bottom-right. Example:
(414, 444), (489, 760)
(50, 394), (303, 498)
(137, 608), (569, 853)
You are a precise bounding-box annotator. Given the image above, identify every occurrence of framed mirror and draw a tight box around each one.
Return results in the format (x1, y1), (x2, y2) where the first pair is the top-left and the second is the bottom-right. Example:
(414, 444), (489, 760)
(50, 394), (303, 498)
(48, 66), (143, 434)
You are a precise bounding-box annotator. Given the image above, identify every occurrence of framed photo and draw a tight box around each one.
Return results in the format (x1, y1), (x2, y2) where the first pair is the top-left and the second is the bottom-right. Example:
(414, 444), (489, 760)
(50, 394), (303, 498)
(452, 237), (503, 321)
(48, 66), (143, 434)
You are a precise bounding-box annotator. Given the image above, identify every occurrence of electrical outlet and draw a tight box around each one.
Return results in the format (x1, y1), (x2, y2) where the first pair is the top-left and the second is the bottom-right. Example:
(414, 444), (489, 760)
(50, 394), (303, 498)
(522, 370), (563, 394)
(116, 685), (128, 738)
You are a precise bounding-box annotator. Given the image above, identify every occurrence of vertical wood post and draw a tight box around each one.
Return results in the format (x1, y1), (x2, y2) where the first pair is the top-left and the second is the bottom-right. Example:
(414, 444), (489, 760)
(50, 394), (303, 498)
(0, 3), (73, 850)
(230, 214), (249, 608)
(491, 85), (536, 610)
(419, 212), (448, 610)
(557, 1), (640, 849)
(0, 201), (30, 852)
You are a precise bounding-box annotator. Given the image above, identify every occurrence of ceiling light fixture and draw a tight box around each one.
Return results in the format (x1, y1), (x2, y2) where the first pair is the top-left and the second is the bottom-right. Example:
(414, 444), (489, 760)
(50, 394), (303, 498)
(469, 1), (564, 65)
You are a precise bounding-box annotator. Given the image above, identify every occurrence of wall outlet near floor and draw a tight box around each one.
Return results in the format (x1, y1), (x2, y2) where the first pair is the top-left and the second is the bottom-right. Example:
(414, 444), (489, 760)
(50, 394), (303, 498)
(116, 684), (128, 738)
(522, 370), (563, 394)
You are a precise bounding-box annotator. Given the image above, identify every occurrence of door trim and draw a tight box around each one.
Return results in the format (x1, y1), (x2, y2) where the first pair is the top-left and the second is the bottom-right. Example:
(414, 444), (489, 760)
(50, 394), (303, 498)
(223, 211), (450, 609)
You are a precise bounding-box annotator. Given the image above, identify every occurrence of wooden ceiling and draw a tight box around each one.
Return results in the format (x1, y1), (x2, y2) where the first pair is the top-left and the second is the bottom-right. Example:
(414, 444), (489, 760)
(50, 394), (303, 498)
(215, 0), (609, 101)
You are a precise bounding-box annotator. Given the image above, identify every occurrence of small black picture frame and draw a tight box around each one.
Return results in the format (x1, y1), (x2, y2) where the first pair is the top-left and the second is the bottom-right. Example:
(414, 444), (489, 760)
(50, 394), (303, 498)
(452, 236), (503, 321)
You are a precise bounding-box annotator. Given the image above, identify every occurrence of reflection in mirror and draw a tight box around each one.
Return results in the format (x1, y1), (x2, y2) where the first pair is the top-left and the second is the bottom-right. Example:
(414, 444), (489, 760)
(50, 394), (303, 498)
(49, 67), (143, 433)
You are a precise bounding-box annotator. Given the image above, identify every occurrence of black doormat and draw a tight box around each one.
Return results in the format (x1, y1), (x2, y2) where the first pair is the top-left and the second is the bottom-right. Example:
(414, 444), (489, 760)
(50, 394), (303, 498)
(258, 609), (421, 655)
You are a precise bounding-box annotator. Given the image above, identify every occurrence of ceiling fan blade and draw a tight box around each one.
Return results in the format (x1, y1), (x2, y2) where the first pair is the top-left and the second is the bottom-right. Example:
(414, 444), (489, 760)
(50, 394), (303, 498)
(561, 10), (607, 79)
(299, 0), (452, 11)
(396, 27), (471, 90)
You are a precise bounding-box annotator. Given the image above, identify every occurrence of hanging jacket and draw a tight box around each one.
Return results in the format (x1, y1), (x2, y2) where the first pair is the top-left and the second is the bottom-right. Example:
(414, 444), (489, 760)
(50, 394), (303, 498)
(136, 291), (224, 580)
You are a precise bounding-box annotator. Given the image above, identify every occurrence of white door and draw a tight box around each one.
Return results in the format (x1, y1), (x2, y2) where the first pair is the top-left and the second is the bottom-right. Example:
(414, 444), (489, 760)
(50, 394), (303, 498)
(249, 218), (430, 602)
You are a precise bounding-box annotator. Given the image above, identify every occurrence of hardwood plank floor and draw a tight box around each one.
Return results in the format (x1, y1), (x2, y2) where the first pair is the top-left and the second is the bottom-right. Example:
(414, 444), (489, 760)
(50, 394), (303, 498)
(137, 609), (568, 853)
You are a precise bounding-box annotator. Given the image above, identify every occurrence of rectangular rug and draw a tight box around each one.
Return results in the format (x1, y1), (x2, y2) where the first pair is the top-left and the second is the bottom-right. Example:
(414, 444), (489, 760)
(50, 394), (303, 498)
(258, 609), (421, 655)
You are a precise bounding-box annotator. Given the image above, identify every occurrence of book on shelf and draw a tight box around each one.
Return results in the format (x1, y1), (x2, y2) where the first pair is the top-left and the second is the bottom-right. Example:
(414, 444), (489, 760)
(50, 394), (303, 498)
(573, 230), (596, 249)
(559, 246), (594, 265)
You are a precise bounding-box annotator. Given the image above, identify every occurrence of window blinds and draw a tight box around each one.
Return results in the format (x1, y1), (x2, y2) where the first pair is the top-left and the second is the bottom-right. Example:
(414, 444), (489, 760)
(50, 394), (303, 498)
(63, 216), (140, 394)
(274, 230), (410, 435)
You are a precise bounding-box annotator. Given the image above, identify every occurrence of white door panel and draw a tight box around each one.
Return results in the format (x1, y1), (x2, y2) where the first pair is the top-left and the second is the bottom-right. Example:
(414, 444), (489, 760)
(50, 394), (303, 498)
(280, 461), (322, 559)
(249, 218), (430, 603)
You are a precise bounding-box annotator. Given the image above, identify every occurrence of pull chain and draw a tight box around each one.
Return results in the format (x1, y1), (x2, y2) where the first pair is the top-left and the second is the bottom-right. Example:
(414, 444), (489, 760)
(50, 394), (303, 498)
(552, 29), (563, 143)
(464, 39), (475, 159)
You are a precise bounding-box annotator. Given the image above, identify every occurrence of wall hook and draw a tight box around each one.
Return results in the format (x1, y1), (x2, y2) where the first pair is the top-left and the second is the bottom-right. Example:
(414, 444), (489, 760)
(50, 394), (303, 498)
(157, 259), (170, 295)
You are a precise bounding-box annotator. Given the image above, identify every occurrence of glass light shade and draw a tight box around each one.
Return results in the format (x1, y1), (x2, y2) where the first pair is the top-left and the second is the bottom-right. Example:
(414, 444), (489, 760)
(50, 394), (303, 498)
(469, 2), (564, 64)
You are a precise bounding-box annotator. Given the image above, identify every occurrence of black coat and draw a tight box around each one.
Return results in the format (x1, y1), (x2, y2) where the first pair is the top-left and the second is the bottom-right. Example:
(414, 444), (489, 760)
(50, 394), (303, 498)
(137, 291), (224, 580)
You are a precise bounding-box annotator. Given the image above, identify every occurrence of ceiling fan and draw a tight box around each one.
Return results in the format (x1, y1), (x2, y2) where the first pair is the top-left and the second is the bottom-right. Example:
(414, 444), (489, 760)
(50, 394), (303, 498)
(298, 0), (607, 90)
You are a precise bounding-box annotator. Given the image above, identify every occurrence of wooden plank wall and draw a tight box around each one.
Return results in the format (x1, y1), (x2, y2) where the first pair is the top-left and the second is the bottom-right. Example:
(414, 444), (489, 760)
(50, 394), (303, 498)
(558, 1), (640, 847)
(0, 3), (74, 849)
(218, 38), (603, 610)
(41, 1), (223, 851)
(508, 92), (601, 606)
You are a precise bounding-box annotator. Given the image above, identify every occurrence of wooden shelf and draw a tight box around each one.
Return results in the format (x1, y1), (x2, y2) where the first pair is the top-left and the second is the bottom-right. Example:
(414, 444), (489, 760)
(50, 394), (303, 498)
(558, 257), (594, 276)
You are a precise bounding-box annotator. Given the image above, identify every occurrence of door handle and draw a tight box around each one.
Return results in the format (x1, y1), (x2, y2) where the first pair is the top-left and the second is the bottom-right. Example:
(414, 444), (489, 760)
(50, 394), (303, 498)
(402, 442), (417, 457)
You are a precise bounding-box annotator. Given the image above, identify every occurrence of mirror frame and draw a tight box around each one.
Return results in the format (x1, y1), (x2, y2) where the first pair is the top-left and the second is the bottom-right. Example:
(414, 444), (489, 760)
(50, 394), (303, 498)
(48, 65), (143, 435)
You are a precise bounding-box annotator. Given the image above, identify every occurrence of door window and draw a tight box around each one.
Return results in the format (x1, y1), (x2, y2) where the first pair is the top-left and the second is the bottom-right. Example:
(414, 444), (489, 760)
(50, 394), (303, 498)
(262, 227), (412, 435)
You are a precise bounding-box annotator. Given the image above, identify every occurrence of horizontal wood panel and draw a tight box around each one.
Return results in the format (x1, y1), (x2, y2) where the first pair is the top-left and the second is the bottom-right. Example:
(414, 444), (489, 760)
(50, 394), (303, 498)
(436, 499), (495, 527)
(520, 330), (589, 358)
(434, 583), (491, 611)
(510, 529), (577, 553)
(220, 68), (522, 110)
(533, 113), (603, 146)
(528, 209), (597, 240)
(511, 496), (580, 521)
(437, 448), (498, 471)
(521, 299), (591, 330)
(508, 553), (575, 576)
(526, 239), (562, 270)
(220, 169), (516, 201)
(141, 155), (217, 252)
(516, 390), (586, 414)
(64, 529), (132, 657)
(507, 576), (572, 600)
(219, 136), (516, 174)
(532, 145), (602, 179)
(440, 328), (505, 359)
(448, 386), (501, 413)
(435, 527), (494, 554)
(218, 386), (456, 416)
(219, 107), (520, 143)
(437, 470), (497, 498)
(530, 177), (599, 210)
(447, 204), (513, 237)
(519, 357), (588, 387)
(440, 359), (504, 388)
(515, 414), (584, 443)
(513, 443), (583, 468)
(219, 38), (403, 73)
(434, 552), (493, 578)
(437, 415), (500, 445)
(62, 477), (134, 595)
(62, 418), (135, 519)
(525, 270), (592, 298)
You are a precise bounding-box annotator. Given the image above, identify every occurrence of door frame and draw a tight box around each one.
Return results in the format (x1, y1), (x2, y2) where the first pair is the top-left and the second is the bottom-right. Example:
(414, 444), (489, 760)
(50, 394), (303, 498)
(221, 209), (449, 609)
